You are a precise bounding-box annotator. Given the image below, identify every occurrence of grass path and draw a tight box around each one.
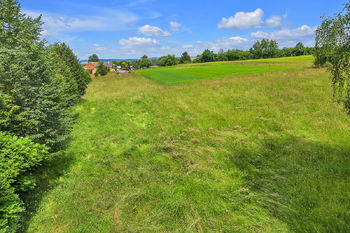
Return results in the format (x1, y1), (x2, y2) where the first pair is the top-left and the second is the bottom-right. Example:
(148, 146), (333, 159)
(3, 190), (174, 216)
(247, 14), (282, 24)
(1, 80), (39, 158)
(23, 63), (350, 232)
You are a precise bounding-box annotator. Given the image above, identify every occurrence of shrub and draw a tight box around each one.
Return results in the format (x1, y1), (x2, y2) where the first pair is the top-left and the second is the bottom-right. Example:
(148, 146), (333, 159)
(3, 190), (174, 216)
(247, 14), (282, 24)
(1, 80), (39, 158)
(49, 43), (91, 97)
(0, 46), (73, 151)
(95, 62), (109, 76)
(158, 54), (177, 66)
(0, 132), (48, 233)
(47, 45), (80, 107)
(0, 1), (77, 151)
(121, 60), (131, 70)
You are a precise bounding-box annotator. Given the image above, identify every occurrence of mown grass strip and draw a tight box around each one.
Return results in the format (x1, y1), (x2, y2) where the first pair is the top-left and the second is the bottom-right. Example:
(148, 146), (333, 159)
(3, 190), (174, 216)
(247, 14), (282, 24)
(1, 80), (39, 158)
(137, 57), (310, 84)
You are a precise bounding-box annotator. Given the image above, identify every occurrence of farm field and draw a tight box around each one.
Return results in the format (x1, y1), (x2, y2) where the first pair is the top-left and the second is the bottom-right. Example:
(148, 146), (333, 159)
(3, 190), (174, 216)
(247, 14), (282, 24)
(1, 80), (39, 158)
(136, 55), (313, 84)
(22, 57), (350, 232)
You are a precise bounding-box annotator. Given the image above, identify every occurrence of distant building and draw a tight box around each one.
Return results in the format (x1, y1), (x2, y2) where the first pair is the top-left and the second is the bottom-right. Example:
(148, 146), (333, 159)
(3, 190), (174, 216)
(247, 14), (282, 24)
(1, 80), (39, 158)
(116, 70), (130, 74)
(85, 63), (95, 74)
(84, 61), (115, 74)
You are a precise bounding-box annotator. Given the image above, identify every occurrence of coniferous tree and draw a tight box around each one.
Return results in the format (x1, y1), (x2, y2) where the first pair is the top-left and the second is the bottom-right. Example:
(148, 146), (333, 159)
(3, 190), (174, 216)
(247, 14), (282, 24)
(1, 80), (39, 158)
(50, 43), (91, 97)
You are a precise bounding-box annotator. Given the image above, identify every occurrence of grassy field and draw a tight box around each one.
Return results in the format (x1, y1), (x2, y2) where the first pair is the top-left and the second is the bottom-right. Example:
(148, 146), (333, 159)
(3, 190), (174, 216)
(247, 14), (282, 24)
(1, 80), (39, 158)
(21, 56), (350, 232)
(136, 56), (313, 84)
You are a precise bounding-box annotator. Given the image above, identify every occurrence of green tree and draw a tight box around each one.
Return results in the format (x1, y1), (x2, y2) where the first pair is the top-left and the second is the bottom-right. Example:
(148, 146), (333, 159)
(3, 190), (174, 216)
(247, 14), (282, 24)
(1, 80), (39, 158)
(112, 61), (121, 69)
(199, 49), (215, 63)
(250, 41), (263, 58)
(47, 45), (80, 107)
(0, 0), (42, 49)
(315, 2), (350, 112)
(49, 43), (91, 97)
(179, 51), (191, 64)
(95, 62), (109, 76)
(140, 55), (152, 68)
(0, 132), (48, 232)
(294, 42), (306, 56)
(121, 60), (131, 70)
(88, 54), (99, 62)
(158, 55), (177, 66)
(0, 0), (72, 151)
(250, 39), (278, 58)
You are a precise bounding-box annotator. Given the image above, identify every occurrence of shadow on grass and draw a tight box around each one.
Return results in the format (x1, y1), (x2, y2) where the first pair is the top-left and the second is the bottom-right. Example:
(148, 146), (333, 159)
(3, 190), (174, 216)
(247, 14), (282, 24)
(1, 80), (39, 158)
(17, 149), (76, 232)
(231, 134), (350, 233)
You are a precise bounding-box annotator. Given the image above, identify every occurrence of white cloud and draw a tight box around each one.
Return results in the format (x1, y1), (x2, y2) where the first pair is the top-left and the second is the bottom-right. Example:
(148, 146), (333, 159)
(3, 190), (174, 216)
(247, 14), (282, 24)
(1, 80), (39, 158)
(93, 44), (106, 51)
(251, 25), (316, 40)
(266, 16), (282, 28)
(218, 9), (288, 30)
(138, 25), (171, 37)
(25, 9), (138, 37)
(170, 21), (182, 31)
(119, 37), (158, 48)
(182, 44), (193, 49)
(266, 12), (288, 28)
(218, 8), (264, 29)
(83, 36), (252, 59)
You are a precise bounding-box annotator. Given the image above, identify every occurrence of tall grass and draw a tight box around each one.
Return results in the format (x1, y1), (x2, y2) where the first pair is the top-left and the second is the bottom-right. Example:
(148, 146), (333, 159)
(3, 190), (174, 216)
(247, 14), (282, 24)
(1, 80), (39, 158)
(23, 59), (350, 232)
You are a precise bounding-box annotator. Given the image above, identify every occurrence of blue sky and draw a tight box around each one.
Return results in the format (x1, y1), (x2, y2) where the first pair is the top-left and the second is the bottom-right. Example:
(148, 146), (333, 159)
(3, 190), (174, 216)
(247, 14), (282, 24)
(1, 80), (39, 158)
(22, 0), (346, 59)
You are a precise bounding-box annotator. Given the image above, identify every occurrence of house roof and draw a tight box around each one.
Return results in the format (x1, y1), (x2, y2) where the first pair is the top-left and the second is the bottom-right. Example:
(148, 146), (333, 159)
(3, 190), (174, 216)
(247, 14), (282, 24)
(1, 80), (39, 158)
(103, 62), (113, 68)
(89, 61), (113, 68)
(85, 63), (95, 70)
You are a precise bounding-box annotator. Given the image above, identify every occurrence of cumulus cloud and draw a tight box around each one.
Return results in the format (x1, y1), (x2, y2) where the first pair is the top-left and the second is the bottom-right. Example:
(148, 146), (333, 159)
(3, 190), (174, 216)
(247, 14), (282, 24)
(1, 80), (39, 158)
(251, 25), (316, 40)
(266, 16), (282, 28)
(218, 8), (264, 29)
(119, 37), (158, 48)
(138, 25), (171, 37)
(266, 13), (288, 28)
(218, 8), (288, 30)
(170, 21), (182, 31)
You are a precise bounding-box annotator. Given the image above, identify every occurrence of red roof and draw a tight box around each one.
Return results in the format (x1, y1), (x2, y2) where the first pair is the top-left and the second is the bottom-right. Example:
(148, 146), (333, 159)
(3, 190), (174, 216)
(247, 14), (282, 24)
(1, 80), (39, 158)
(85, 63), (95, 70)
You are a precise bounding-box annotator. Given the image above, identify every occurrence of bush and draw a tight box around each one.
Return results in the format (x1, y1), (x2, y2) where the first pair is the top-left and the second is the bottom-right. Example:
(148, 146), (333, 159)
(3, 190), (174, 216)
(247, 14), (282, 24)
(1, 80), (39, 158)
(158, 54), (177, 66)
(49, 43), (91, 97)
(140, 55), (152, 68)
(95, 62), (109, 76)
(47, 45), (80, 107)
(0, 132), (48, 233)
(0, 1), (90, 231)
(0, 46), (73, 152)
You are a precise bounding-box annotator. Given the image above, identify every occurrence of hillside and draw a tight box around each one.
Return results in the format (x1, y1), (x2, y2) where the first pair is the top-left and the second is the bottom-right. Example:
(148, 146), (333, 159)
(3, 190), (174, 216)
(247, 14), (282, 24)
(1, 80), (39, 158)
(22, 57), (350, 232)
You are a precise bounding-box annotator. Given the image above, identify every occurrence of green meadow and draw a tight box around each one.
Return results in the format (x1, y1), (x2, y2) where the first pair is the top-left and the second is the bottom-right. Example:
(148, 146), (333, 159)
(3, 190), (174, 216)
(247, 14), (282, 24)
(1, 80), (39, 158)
(22, 56), (350, 232)
(136, 56), (313, 84)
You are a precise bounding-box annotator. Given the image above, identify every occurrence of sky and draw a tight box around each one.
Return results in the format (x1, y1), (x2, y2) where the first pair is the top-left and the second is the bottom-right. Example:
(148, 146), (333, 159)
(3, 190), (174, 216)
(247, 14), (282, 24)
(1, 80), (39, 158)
(22, 0), (347, 60)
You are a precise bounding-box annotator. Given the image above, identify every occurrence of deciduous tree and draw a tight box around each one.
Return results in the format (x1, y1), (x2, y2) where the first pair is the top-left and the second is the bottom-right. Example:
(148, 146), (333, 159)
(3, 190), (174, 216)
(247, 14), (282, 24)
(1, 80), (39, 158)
(179, 51), (191, 64)
(315, 2), (350, 111)
(88, 54), (100, 62)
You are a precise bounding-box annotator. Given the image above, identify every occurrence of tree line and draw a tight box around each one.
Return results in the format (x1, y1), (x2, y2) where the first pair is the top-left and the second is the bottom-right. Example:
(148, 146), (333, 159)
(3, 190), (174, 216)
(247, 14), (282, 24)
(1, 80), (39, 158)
(0, 1), (91, 232)
(193, 40), (313, 63)
(89, 39), (313, 75)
